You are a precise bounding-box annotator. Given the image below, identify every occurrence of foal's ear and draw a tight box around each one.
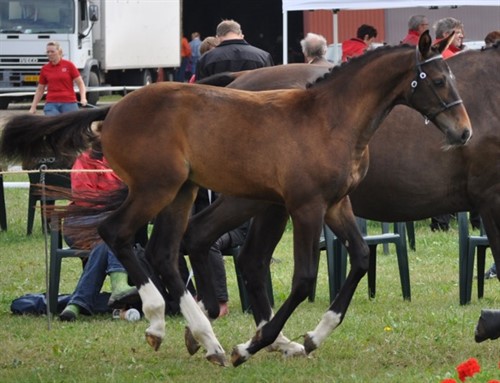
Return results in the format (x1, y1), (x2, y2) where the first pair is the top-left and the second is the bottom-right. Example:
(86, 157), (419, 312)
(434, 31), (455, 54)
(417, 30), (433, 58)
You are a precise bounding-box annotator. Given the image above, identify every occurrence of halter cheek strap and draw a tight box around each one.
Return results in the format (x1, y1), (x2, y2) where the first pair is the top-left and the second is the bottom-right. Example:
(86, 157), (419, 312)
(411, 50), (463, 122)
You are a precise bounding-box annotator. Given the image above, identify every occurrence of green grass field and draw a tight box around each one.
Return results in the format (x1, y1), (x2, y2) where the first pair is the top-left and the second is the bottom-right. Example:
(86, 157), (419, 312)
(0, 174), (499, 382)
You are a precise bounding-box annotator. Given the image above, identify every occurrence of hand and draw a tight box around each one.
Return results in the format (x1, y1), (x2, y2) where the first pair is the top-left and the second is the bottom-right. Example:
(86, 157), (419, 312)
(80, 99), (88, 107)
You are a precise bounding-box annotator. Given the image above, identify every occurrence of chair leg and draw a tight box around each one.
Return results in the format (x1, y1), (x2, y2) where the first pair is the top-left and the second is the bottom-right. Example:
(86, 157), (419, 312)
(27, 194), (37, 235)
(477, 246), (487, 300)
(48, 252), (63, 315)
(368, 245), (377, 299)
(406, 221), (416, 251)
(325, 227), (347, 303)
(464, 242), (476, 305)
(457, 212), (470, 305)
(395, 243), (411, 301)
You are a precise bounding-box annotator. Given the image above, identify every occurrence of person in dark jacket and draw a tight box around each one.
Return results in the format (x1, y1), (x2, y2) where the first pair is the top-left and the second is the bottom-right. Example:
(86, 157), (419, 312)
(195, 19), (274, 80)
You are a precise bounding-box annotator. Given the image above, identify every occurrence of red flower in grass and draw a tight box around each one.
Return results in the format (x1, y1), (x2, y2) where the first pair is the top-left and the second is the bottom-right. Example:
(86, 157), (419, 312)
(456, 358), (481, 382)
(441, 379), (457, 383)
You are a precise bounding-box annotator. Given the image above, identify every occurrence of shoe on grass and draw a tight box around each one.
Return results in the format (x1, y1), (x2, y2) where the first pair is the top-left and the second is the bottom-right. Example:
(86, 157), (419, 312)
(59, 304), (79, 321)
(108, 286), (140, 309)
(484, 265), (497, 280)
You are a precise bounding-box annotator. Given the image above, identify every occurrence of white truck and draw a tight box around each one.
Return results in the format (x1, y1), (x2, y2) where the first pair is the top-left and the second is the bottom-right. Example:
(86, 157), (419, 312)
(0, 0), (181, 109)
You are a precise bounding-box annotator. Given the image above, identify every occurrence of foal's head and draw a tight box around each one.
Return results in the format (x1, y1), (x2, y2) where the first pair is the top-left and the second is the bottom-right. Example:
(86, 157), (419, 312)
(408, 30), (472, 146)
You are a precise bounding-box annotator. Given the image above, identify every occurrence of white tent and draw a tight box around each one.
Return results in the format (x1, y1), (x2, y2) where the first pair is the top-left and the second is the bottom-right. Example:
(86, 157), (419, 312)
(282, 0), (500, 62)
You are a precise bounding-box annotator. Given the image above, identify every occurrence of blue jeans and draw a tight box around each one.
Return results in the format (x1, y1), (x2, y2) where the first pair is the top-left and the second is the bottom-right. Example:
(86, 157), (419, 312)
(44, 102), (79, 116)
(68, 242), (126, 315)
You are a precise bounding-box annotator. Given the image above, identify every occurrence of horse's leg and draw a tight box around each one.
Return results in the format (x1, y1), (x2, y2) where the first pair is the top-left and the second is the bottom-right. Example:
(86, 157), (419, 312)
(238, 203), (306, 358)
(231, 200), (326, 366)
(145, 183), (227, 365)
(98, 190), (171, 351)
(184, 195), (270, 319)
(304, 197), (369, 353)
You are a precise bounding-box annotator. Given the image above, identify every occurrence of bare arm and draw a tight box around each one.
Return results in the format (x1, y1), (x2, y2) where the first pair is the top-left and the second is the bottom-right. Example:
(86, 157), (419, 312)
(29, 83), (46, 114)
(74, 76), (87, 107)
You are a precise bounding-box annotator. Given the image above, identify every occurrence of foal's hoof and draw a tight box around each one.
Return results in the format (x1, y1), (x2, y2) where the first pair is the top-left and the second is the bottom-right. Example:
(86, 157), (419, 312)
(303, 333), (317, 355)
(145, 332), (162, 351)
(230, 346), (249, 367)
(206, 352), (228, 367)
(184, 326), (201, 355)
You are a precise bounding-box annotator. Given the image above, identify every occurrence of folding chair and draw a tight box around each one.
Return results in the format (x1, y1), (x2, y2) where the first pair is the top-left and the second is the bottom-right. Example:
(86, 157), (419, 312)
(319, 218), (411, 303)
(458, 211), (489, 305)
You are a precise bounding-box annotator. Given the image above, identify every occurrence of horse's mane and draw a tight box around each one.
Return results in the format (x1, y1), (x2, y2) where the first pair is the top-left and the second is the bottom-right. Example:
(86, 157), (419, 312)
(306, 44), (413, 89)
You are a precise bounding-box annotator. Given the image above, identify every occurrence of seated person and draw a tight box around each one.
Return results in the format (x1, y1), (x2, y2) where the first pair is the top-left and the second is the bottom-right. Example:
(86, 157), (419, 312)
(60, 142), (139, 321)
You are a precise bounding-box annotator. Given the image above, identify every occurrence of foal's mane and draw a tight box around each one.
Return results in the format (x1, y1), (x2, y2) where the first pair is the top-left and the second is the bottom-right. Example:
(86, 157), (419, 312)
(306, 44), (413, 89)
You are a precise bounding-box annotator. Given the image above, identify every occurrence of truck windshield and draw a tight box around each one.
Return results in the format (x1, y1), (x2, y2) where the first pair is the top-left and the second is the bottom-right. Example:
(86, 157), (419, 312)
(0, 0), (74, 34)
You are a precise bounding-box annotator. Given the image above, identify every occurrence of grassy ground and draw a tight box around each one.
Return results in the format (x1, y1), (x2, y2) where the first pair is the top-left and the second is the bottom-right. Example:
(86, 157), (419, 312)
(0, 174), (499, 382)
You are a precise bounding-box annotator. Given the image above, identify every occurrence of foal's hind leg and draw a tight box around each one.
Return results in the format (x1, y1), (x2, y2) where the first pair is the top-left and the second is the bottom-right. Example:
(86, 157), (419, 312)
(238, 204), (306, 358)
(231, 201), (326, 366)
(98, 190), (171, 350)
(147, 184), (227, 365)
(304, 197), (369, 354)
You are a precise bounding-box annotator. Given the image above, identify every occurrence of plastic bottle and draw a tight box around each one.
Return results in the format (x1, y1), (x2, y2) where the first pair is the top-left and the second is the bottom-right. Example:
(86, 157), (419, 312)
(112, 308), (141, 322)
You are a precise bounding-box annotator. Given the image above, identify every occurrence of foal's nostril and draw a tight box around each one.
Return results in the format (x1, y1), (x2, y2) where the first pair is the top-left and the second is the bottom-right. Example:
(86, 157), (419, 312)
(461, 128), (472, 144)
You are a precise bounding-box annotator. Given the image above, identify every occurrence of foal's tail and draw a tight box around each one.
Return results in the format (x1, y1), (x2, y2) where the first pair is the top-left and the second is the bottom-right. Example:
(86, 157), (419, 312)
(0, 106), (111, 165)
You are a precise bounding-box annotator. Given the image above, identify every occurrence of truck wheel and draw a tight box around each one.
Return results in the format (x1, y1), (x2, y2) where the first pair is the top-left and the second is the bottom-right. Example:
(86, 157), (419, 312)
(86, 71), (100, 106)
(0, 97), (10, 110)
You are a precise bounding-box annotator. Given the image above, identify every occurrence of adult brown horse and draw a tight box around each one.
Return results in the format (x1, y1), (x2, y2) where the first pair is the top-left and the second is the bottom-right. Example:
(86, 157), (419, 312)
(0, 32), (471, 366)
(183, 42), (500, 355)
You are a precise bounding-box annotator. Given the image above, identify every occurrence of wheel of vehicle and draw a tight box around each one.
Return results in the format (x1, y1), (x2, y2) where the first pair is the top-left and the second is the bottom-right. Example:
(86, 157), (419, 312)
(86, 71), (100, 106)
(0, 97), (10, 110)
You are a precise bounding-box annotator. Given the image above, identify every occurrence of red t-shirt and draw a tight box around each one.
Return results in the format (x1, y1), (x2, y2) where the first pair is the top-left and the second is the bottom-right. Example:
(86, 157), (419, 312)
(71, 151), (123, 207)
(342, 38), (368, 63)
(401, 30), (420, 46)
(39, 59), (81, 102)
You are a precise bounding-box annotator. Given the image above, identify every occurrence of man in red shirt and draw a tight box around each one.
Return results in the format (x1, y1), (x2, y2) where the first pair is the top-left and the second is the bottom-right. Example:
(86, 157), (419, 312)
(401, 15), (429, 46)
(29, 41), (86, 115)
(341, 24), (378, 63)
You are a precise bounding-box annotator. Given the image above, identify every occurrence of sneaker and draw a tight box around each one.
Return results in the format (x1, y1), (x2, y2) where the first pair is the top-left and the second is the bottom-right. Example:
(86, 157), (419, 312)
(59, 304), (79, 321)
(485, 266), (497, 280)
(108, 287), (140, 309)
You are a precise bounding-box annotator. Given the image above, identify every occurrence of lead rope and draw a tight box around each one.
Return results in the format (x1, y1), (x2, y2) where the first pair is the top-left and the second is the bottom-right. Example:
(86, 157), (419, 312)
(39, 164), (52, 330)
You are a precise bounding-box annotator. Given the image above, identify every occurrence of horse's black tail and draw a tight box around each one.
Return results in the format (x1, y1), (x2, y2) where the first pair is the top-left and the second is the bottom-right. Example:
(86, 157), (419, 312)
(196, 72), (238, 87)
(0, 106), (111, 165)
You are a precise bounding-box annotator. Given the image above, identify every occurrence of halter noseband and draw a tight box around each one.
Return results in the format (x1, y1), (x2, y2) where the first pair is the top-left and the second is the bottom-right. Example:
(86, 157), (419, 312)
(411, 49), (463, 123)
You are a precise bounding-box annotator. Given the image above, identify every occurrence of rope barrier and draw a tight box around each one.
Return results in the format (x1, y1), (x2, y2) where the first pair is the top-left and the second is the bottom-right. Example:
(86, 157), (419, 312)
(0, 168), (114, 175)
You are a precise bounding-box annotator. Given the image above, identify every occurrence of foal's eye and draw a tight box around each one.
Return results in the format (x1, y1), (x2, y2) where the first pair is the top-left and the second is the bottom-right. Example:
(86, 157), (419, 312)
(433, 78), (445, 87)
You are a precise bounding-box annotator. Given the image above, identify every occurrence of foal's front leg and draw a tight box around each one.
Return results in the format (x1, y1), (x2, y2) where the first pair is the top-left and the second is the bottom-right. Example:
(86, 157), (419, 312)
(304, 198), (369, 353)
